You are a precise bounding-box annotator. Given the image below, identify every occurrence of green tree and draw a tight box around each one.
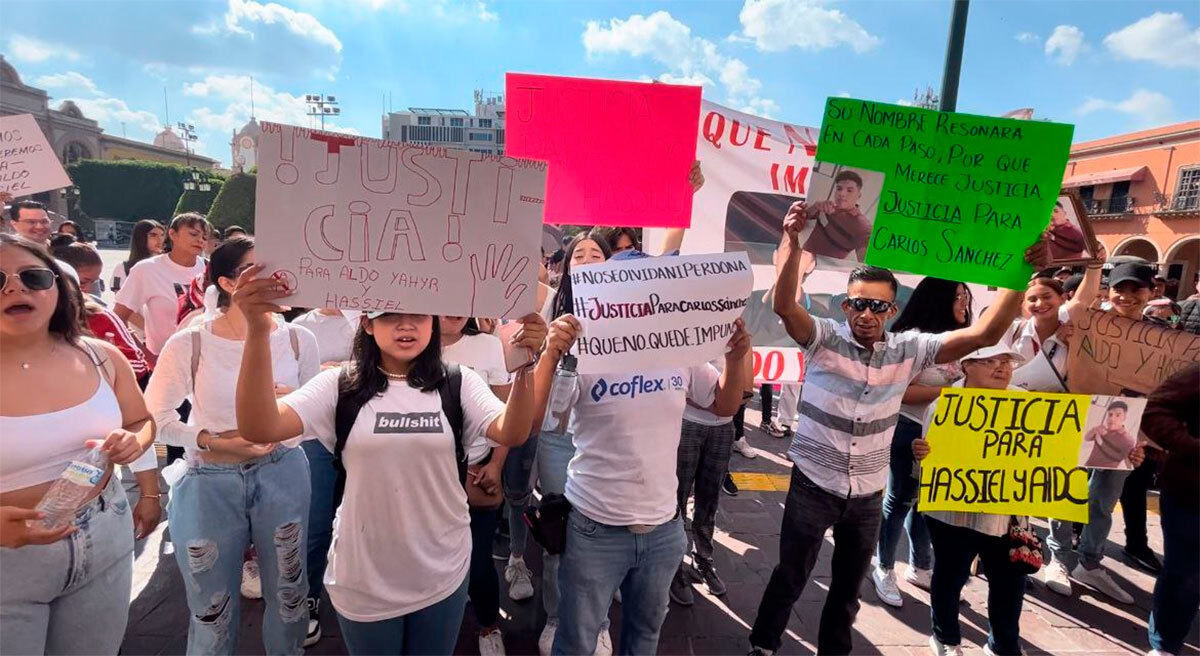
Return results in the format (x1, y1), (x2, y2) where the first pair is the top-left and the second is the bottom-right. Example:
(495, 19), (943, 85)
(66, 159), (191, 223)
(206, 171), (257, 233)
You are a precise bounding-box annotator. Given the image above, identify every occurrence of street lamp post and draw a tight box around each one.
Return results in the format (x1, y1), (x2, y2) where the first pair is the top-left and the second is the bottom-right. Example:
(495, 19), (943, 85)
(938, 0), (971, 112)
(305, 94), (340, 130)
(177, 122), (197, 168)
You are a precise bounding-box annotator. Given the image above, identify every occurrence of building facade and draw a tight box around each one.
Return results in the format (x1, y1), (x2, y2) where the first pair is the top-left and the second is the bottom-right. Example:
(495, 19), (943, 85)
(382, 90), (505, 155)
(1063, 120), (1200, 299)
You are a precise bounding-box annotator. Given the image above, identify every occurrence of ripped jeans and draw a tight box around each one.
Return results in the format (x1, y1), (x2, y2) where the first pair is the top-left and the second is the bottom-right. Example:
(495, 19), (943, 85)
(168, 446), (310, 655)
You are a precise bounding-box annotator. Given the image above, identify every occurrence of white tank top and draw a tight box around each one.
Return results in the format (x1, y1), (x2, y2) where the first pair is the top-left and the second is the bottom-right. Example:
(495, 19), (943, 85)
(0, 343), (123, 493)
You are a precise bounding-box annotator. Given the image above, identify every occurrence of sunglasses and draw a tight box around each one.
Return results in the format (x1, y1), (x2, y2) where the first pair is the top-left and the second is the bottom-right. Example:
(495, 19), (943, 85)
(0, 268), (58, 292)
(844, 297), (895, 314)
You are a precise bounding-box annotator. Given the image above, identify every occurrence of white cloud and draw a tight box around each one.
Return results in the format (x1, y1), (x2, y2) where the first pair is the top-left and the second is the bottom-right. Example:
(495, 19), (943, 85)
(656, 72), (716, 87)
(70, 97), (162, 137)
(1015, 31), (1039, 44)
(1104, 12), (1200, 70)
(895, 98), (916, 106)
(184, 75), (311, 133)
(33, 72), (99, 96)
(583, 11), (779, 117)
(1076, 89), (1175, 127)
(1045, 25), (1086, 65)
(6, 35), (81, 63)
(221, 0), (342, 52)
(736, 0), (879, 53)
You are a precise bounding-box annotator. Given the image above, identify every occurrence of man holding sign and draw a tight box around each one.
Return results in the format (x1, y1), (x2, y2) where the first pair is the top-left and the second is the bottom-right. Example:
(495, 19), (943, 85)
(748, 201), (1050, 656)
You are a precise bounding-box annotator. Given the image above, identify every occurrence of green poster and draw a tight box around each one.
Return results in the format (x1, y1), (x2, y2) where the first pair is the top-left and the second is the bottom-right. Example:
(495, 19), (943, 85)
(813, 98), (1074, 289)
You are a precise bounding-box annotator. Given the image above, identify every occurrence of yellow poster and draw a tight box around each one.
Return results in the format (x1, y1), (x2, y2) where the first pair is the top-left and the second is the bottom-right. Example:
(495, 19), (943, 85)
(919, 388), (1090, 523)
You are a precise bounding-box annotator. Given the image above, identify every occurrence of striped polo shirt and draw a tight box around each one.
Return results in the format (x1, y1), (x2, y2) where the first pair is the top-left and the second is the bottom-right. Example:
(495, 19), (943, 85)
(789, 317), (944, 497)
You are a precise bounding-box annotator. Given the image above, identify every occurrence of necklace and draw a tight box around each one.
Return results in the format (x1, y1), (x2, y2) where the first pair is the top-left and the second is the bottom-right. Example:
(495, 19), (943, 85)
(378, 367), (406, 380)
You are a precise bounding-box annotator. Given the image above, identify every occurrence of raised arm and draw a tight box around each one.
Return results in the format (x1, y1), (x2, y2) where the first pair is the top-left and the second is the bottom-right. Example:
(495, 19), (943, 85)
(231, 266), (305, 443)
(936, 233), (1052, 364)
(484, 314), (548, 447)
(773, 201), (817, 347)
(712, 319), (752, 417)
(529, 314), (581, 428)
(1064, 243), (1106, 324)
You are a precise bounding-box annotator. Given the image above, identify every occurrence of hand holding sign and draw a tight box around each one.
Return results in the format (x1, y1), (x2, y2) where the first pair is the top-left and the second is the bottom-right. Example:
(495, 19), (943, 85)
(232, 264), (291, 333)
(725, 318), (751, 361)
(545, 314), (582, 361)
(782, 201), (809, 247)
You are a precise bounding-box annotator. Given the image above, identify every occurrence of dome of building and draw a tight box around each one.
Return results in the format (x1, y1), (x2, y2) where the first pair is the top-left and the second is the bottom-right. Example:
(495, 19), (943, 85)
(153, 126), (186, 152)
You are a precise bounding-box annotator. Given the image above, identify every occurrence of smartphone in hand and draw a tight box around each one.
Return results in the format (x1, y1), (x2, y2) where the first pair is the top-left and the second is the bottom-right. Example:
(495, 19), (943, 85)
(497, 321), (535, 372)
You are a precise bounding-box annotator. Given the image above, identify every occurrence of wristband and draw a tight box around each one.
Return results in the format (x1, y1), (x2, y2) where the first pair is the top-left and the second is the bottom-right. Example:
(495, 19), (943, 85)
(140, 494), (161, 499)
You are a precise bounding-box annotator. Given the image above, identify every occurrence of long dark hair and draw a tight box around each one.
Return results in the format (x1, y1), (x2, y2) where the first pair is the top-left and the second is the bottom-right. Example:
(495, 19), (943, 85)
(0, 234), (82, 344)
(892, 277), (972, 334)
(342, 315), (445, 409)
(208, 236), (255, 308)
(551, 234), (612, 320)
(127, 219), (165, 267)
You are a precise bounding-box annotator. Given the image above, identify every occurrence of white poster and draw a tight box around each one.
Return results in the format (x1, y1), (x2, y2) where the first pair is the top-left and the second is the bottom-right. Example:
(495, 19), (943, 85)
(571, 252), (753, 374)
(0, 114), (72, 197)
(255, 122), (546, 318)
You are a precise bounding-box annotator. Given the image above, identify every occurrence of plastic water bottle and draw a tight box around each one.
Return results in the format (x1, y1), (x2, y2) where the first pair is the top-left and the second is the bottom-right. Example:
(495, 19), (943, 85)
(543, 355), (578, 433)
(35, 446), (109, 530)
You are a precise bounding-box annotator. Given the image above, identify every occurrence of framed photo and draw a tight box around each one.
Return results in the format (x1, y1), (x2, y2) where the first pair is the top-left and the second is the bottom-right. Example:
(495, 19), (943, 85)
(1046, 193), (1098, 266)
(1078, 395), (1148, 471)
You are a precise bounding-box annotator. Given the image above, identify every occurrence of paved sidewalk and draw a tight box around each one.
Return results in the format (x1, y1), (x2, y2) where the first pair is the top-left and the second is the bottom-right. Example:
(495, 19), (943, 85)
(120, 403), (1198, 655)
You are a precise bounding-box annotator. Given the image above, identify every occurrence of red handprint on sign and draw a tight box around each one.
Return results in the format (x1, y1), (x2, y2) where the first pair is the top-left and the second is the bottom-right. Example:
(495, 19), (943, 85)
(469, 243), (529, 317)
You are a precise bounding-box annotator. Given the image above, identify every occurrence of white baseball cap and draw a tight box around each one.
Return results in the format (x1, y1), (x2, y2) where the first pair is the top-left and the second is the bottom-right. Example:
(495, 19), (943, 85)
(961, 342), (1026, 365)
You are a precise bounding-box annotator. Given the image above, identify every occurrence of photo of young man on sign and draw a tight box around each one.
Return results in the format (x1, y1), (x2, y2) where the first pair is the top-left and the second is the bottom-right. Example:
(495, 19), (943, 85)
(1078, 395), (1147, 470)
(1045, 194), (1096, 265)
(800, 164), (883, 263)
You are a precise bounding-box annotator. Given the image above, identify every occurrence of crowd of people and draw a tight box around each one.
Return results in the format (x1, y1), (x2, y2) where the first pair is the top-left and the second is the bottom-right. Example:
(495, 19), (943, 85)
(0, 169), (1197, 656)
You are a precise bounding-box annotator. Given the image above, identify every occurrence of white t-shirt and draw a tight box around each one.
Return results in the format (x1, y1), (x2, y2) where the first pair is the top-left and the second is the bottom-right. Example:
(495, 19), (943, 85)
(898, 361), (963, 423)
(682, 359), (732, 427)
(1007, 306), (1071, 393)
(566, 364), (720, 526)
(293, 310), (357, 364)
(442, 333), (511, 387)
(114, 254), (206, 355)
(282, 366), (503, 621)
(144, 320), (320, 455)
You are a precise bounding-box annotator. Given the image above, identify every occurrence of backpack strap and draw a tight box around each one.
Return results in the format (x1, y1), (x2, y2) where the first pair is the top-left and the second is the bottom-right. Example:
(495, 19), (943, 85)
(331, 367), (363, 509)
(437, 363), (467, 486)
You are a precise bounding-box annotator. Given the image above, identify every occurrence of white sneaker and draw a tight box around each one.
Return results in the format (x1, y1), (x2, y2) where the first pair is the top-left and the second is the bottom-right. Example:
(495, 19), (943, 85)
(904, 566), (932, 591)
(929, 634), (963, 656)
(1148, 650), (1178, 656)
(505, 557), (535, 601)
(538, 619), (558, 656)
(478, 628), (506, 656)
(240, 558), (262, 599)
(733, 437), (757, 459)
(594, 627), (613, 656)
(1071, 563), (1133, 604)
(872, 565), (903, 607)
(1043, 558), (1072, 596)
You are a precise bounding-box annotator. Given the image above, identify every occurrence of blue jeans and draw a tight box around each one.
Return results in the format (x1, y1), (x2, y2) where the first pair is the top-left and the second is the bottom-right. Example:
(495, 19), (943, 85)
(302, 439), (336, 601)
(554, 512), (685, 656)
(337, 577), (469, 655)
(876, 416), (932, 570)
(1078, 468), (1130, 568)
(1149, 492), (1200, 654)
(503, 433), (539, 560)
(168, 447), (310, 655)
(0, 474), (134, 655)
(927, 518), (1026, 655)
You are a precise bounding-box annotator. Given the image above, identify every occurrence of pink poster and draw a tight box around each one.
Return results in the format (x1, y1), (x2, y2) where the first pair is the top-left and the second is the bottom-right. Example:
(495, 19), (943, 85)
(505, 73), (702, 228)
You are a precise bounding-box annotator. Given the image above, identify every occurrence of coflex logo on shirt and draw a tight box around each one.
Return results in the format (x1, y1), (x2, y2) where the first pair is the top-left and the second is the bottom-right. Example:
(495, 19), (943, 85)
(589, 375), (685, 402)
(374, 412), (444, 434)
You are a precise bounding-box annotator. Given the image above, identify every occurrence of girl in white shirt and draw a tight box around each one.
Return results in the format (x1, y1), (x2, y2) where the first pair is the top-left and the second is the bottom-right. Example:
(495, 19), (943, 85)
(144, 238), (320, 655)
(231, 267), (547, 656)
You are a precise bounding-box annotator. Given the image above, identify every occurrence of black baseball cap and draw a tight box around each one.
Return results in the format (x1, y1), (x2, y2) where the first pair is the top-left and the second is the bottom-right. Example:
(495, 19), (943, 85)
(1063, 273), (1084, 295)
(1108, 262), (1155, 289)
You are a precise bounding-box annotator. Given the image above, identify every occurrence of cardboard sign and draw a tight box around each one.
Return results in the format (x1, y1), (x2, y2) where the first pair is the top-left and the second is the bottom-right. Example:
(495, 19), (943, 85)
(570, 252), (753, 374)
(505, 73), (702, 228)
(752, 346), (804, 385)
(0, 114), (72, 197)
(919, 388), (1090, 523)
(1067, 309), (1200, 395)
(254, 122), (546, 318)
(813, 98), (1074, 290)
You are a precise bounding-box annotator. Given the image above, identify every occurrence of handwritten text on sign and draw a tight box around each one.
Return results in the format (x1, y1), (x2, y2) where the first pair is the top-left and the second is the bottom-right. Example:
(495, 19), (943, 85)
(752, 347), (804, 385)
(505, 73), (701, 229)
(254, 123), (546, 318)
(570, 253), (753, 374)
(0, 114), (71, 197)
(1067, 309), (1200, 395)
(815, 99), (1074, 290)
(919, 388), (1089, 523)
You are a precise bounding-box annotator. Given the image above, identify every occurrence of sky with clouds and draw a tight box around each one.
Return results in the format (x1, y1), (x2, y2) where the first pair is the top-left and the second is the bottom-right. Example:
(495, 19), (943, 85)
(3, 0), (1197, 167)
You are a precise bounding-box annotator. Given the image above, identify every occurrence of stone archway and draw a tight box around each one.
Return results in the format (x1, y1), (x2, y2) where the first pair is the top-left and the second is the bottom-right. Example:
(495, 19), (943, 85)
(1164, 236), (1199, 299)
(1112, 236), (1160, 263)
(62, 141), (92, 164)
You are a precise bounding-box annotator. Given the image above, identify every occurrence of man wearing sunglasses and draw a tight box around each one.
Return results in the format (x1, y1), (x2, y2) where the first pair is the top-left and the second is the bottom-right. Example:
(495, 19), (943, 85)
(748, 200), (1050, 656)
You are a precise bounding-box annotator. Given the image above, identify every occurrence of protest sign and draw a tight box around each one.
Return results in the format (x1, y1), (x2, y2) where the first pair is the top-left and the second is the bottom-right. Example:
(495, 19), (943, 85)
(505, 73), (701, 228)
(1078, 395), (1147, 471)
(254, 122), (546, 318)
(1067, 308), (1200, 395)
(752, 346), (805, 385)
(1046, 194), (1098, 266)
(569, 252), (753, 374)
(919, 387), (1090, 523)
(813, 98), (1074, 289)
(0, 114), (71, 197)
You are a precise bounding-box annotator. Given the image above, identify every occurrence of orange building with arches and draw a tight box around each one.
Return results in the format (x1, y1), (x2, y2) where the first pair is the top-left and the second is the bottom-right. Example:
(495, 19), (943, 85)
(1062, 120), (1200, 299)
